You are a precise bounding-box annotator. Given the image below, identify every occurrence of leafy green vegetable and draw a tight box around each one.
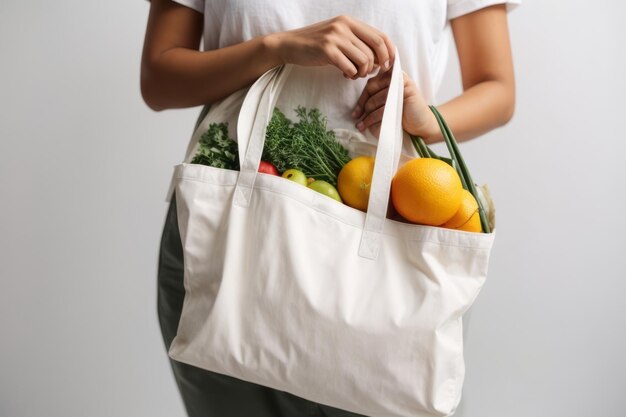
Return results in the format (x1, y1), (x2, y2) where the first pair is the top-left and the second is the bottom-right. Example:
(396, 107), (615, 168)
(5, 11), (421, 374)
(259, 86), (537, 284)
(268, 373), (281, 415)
(262, 106), (351, 186)
(191, 122), (239, 170)
(190, 106), (351, 186)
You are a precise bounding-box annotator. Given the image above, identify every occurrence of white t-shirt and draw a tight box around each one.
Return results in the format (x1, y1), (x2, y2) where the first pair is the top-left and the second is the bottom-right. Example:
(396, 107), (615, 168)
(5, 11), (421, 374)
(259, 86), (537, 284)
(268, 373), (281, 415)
(168, 0), (519, 110)
(157, 0), (519, 202)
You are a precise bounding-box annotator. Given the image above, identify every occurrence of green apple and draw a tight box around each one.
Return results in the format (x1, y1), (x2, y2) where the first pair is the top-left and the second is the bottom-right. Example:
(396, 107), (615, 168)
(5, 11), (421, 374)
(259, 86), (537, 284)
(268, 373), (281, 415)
(281, 169), (308, 186)
(308, 180), (343, 203)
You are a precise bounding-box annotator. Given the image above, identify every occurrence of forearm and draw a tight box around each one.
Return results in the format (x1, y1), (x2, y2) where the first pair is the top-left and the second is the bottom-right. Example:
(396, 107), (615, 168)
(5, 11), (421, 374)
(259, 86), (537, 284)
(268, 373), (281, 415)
(141, 35), (281, 111)
(416, 4), (515, 144)
(142, 5), (398, 112)
(423, 78), (515, 144)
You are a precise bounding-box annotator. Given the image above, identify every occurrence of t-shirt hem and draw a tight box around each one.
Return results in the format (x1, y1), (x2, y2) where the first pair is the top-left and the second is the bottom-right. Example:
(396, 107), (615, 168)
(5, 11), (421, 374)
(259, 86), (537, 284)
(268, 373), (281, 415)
(447, 0), (521, 20)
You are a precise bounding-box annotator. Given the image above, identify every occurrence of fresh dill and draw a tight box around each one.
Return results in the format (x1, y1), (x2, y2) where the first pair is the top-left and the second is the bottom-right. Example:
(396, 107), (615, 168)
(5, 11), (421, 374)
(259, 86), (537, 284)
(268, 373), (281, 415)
(262, 106), (350, 186)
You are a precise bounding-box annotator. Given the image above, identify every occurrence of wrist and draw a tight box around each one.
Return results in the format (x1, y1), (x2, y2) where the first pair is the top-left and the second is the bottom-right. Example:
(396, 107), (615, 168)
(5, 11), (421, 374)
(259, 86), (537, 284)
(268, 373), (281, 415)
(422, 112), (442, 144)
(261, 33), (286, 67)
(407, 111), (441, 144)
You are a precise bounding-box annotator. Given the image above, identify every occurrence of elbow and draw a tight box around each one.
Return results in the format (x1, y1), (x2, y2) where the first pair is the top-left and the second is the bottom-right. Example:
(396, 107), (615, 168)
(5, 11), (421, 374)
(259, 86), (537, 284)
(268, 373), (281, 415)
(140, 61), (168, 112)
(499, 97), (515, 127)
(141, 91), (163, 112)
(141, 88), (162, 112)
(140, 75), (166, 112)
(495, 81), (516, 128)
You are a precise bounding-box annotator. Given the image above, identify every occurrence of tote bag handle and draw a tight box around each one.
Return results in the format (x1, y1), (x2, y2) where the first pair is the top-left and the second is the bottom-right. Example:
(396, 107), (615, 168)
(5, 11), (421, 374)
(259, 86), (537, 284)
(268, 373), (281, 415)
(234, 48), (404, 261)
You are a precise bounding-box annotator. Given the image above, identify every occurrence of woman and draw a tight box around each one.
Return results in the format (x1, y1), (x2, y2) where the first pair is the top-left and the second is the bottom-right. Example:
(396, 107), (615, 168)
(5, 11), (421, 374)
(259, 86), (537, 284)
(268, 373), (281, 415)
(141, 0), (518, 416)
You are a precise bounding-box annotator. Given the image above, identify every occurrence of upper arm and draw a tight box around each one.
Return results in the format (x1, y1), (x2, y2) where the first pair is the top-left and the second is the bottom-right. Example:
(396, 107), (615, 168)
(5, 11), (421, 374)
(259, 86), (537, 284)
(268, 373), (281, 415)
(141, 0), (203, 87)
(450, 4), (515, 93)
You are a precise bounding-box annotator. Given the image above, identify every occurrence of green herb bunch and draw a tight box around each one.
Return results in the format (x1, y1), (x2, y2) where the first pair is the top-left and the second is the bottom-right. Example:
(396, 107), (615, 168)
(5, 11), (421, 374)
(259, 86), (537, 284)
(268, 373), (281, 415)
(191, 122), (239, 170)
(262, 106), (351, 186)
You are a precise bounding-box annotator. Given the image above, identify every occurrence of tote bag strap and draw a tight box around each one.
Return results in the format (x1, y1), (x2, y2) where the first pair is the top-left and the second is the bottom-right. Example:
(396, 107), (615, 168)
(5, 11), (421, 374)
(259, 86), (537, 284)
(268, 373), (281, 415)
(234, 49), (404, 261)
(235, 64), (292, 201)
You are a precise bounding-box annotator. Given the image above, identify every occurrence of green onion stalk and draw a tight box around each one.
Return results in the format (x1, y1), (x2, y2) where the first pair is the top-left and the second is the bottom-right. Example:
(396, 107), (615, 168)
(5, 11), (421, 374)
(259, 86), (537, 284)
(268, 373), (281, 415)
(408, 106), (491, 233)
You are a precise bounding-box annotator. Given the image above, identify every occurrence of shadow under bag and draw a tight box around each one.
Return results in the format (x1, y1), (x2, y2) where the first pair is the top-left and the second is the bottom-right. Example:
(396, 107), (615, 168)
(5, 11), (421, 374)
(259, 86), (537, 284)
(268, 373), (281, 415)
(167, 49), (496, 417)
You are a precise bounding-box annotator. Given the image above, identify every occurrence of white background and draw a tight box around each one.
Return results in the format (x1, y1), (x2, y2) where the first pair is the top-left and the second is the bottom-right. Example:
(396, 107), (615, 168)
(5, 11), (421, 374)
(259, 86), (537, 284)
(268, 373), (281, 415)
(1, 0), (625, 416)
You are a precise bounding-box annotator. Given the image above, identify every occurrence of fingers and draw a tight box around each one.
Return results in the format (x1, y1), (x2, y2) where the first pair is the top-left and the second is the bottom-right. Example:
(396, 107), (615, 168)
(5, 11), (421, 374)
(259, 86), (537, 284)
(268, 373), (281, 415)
(337, 40), (372, 78)
(318, 16), (394, 79)
(368, 122), (382, 139)
(356, 106), (385, 133)
(361, 88), (389, 121)
(327, 46), (359, 79)
(349, 34), (376, 75)
(352, 70), (392, 118)
(349, 69), (419, 138)
(349, 21), (395, 72)
(380, 34), (396, 69)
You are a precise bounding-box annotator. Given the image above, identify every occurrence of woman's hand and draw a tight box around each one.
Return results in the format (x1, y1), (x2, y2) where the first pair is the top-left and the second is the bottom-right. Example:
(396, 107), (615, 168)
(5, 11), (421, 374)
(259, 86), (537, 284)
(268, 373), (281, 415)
(265, 15), (396, 79)
(351, 68), (439, 140)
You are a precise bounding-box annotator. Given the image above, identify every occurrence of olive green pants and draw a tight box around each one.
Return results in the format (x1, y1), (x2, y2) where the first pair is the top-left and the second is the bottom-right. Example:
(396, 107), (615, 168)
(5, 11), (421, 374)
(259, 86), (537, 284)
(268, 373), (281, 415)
(157, 192), (367, 417)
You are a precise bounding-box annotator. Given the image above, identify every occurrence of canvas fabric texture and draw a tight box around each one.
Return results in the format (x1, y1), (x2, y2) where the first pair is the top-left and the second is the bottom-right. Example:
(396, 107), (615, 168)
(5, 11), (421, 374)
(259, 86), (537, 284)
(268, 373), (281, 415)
(166, 52), (496, 417)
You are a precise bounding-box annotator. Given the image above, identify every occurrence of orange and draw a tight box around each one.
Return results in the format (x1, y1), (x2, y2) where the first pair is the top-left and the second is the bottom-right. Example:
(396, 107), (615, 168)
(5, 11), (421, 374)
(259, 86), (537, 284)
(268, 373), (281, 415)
(337, 156), (375, 211)
(456, 209), (482, 232)
(441, 189), (483, 233)
(391, 158), (463, 226)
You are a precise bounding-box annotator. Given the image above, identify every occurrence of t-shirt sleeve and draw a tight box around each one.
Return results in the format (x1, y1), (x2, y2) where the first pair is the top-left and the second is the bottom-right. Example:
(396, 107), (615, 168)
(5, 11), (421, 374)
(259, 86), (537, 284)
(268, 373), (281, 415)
(146, 0), (204, 14)
(447, 0), (521, 20)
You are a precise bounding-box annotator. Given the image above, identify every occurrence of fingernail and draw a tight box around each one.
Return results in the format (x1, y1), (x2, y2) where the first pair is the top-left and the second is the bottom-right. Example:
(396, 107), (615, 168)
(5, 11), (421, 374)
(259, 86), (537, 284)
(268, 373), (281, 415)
(356, 121), (364, 130)
(351, 106), (361, 118)
(383, 60), (390, 70)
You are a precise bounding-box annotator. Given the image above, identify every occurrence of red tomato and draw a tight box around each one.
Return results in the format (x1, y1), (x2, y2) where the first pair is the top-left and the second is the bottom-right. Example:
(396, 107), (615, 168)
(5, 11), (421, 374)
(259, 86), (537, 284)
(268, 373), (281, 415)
(258, 160), (279, 176)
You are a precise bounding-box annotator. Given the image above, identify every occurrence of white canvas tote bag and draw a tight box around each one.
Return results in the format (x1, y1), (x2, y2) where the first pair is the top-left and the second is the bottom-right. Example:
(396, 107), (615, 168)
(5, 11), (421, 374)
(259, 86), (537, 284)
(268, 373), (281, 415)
(167, 50), (496, 417)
